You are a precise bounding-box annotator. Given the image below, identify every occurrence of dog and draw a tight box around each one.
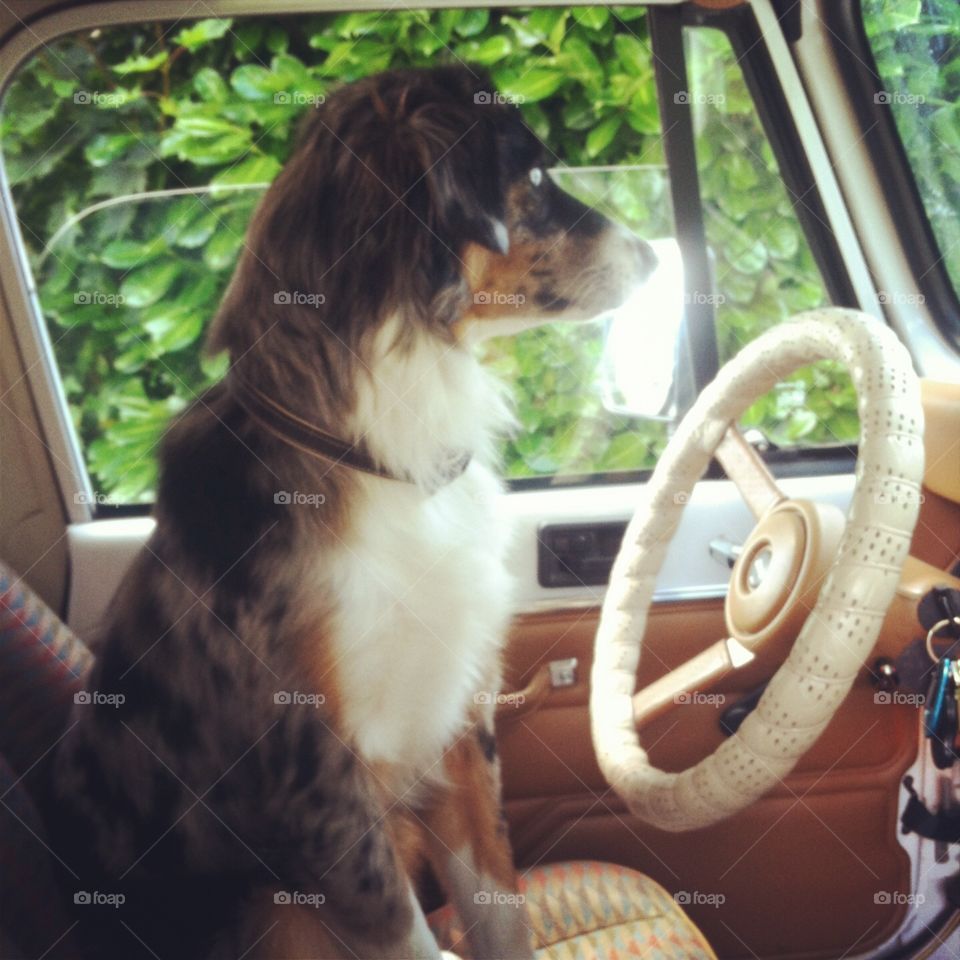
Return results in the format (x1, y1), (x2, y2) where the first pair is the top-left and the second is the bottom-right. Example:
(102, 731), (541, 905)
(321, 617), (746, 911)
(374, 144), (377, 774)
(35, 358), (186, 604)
(50, 65), (654, 959)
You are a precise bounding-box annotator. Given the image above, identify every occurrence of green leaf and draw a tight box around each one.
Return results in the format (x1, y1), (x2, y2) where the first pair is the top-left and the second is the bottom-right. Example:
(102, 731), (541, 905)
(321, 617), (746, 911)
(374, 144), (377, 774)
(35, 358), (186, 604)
(203, 229), (244, 270)
(143, 304), (205, 353)
(562, 95), (596, 131)
(455, 9), (489, 37)
(558, 36), (604, 88)
(599, 431), (648, 470)
(101, 236), (167, 269)
(783, 408), (818, 441)
(497, 69), (564, 103)
(112, 51), (168, 75)
(613, 34), (648, 77)
(175, 273), (221, 310)
(161, 119), (252, 166)
(265, 26), (290, 55)
(230, 64), (277, 101)
(571, 7), (610, 31)
(765, 219), (800, 260)
(519, 102), (551, 141)
(120, 261), (181, 308)
(586, 116), (621, 158)
(211, 153), (280, 188)
(193, 67), (228, 101)
(728, 238), (768, 275)
(174, 18), (234, 52)
(84, 133), (135, 167)
(526, 9), (567, 45)
(173, 116), (245, 138)
(173, 208), (221, 249)
(462, 35), (512, 66)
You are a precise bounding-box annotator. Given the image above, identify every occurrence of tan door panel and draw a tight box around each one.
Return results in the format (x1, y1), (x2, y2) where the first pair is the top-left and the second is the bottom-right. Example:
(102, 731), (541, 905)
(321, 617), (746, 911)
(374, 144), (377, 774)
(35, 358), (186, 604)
(497, 601), (918, 960)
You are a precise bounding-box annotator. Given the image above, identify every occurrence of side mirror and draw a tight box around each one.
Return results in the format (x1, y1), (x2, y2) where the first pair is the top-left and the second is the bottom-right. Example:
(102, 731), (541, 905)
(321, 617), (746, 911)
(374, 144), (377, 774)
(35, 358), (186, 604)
(599, 238), (698, 422)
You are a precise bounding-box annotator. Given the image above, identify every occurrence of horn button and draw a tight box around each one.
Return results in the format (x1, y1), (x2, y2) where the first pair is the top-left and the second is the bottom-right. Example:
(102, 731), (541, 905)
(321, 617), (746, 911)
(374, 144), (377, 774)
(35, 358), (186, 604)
(726, 500), (845, 656)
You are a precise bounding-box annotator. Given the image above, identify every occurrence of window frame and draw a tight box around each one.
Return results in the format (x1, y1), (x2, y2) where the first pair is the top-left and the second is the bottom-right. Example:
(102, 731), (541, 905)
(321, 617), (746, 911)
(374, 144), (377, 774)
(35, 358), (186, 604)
(0, 0), (901, 519)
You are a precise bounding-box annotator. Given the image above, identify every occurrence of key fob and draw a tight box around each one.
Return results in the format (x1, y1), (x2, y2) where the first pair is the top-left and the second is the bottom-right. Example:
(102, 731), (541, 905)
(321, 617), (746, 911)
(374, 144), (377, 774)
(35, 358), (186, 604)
(931, 696), (959, 770)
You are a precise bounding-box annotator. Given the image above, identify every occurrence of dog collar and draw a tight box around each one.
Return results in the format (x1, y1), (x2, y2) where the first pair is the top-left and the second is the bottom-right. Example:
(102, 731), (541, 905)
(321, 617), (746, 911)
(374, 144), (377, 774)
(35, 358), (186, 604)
(226, 370), (471, 491)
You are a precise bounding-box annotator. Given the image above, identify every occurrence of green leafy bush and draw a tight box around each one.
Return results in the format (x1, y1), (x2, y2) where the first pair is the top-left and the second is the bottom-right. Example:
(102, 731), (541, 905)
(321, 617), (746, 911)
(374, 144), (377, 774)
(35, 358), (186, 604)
(1, 6), (894, 501)
(863, 0), (960, 298)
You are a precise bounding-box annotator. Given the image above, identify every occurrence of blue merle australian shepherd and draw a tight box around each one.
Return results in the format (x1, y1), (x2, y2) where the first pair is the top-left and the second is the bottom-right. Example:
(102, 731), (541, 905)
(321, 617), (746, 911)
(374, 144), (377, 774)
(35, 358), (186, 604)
(51, 65), (654, 959)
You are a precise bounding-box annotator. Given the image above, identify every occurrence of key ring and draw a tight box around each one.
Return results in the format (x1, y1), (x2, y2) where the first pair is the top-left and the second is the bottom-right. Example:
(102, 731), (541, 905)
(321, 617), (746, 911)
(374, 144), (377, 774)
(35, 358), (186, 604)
(926, 616), (960, 663)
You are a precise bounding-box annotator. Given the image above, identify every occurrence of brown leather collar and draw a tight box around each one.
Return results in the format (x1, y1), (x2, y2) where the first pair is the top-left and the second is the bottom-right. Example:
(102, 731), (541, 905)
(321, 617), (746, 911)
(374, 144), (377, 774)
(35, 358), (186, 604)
(226, 369), (471, 490)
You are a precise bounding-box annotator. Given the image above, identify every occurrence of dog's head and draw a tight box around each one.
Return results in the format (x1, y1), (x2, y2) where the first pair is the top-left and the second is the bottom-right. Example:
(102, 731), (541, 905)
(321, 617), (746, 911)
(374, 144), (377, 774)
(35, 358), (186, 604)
(210, 65), (655, 369)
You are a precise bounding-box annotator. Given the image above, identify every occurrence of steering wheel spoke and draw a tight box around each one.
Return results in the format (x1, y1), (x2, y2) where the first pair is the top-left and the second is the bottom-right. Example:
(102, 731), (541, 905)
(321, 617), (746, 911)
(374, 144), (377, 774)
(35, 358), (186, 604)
(715, 425), (785, 520)
(631, 638), (755, 729)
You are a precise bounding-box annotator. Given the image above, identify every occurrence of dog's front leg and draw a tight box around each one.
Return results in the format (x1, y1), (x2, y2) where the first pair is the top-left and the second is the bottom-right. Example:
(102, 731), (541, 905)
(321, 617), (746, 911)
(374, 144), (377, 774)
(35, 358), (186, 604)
(214, 879), (441, 960)
(218, 719), (444, 960)
(421, 724), (534, 960)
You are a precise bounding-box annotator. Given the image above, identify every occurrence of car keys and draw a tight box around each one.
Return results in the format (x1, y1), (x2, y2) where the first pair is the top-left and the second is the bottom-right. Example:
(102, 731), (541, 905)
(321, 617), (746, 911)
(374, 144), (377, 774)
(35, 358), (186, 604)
(923, 617), (960, 769)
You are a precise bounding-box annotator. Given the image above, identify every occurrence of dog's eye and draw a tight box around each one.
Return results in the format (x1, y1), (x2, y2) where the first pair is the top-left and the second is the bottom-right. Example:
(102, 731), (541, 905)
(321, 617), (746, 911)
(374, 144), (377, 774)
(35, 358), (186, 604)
(529, 167), (544, 187)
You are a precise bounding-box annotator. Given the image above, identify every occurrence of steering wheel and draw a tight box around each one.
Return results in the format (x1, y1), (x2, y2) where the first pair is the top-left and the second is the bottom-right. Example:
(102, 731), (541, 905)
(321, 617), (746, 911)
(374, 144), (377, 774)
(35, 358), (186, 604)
(590, 309), (925, 831)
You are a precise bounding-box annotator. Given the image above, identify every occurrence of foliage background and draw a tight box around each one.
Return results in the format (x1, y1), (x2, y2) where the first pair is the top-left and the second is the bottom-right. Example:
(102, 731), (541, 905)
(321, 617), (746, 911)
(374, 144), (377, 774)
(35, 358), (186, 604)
(2, 3), (949, 501)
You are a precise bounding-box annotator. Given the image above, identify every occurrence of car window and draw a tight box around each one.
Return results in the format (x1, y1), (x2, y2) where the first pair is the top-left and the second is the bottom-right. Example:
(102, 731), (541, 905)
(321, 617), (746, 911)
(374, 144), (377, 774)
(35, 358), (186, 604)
(1, 7), (842, 505)
(685, 27), (854, 448)
(862, 0), (960, 303)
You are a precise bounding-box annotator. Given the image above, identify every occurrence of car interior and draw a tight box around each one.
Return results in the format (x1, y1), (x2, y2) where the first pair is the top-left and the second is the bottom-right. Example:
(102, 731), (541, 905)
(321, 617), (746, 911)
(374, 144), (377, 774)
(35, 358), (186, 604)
(1, 0), (960, 958)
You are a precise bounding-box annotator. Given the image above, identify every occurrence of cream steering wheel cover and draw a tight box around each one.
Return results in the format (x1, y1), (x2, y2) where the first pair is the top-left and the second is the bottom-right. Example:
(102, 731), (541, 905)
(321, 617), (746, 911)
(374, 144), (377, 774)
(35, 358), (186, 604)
(590, 309), (924, 832)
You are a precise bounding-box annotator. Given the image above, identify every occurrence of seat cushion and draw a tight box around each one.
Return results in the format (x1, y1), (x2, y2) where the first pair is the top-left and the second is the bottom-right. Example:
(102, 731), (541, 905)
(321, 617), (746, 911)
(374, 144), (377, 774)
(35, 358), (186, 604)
(428, 860), (717, 959)
(0, 754), (81, 959)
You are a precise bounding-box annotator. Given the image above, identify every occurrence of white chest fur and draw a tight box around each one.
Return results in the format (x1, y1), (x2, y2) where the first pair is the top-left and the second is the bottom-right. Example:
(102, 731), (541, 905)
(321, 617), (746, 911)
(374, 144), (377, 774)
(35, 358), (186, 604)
(328, 463), (514, 773)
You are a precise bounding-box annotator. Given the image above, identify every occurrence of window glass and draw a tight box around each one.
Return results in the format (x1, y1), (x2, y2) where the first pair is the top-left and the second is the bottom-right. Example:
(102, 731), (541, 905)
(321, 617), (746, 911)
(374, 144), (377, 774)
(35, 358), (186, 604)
(1, 7), (843, 504)
(863, 0), (960, 302)
(686, 28), (857, 448)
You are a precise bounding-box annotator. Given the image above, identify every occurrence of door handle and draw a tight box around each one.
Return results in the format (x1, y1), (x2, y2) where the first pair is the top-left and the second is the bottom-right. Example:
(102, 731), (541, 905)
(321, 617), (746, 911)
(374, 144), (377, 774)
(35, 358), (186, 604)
(495, 658), (579, 724)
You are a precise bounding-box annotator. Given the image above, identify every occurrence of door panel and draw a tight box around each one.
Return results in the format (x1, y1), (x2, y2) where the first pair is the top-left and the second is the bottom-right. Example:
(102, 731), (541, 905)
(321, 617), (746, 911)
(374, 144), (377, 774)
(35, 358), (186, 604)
(497, 602), (917, 960)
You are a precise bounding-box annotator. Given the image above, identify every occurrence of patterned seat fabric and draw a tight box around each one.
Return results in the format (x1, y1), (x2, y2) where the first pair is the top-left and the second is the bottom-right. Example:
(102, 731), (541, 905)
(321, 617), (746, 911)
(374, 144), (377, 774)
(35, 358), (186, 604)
(0, 562), (92, 779)
(428, 860), (717, 959)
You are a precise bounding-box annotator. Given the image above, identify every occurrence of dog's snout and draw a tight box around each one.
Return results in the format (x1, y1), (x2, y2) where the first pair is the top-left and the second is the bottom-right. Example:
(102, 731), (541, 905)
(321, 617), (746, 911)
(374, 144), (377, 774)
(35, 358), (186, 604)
(610, 226), (657, 284)
(633, 237), (658, 281)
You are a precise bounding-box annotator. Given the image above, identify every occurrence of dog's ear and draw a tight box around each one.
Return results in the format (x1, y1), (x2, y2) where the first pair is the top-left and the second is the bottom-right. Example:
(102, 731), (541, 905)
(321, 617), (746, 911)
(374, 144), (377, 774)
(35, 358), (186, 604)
(424, 144), (510, 256)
